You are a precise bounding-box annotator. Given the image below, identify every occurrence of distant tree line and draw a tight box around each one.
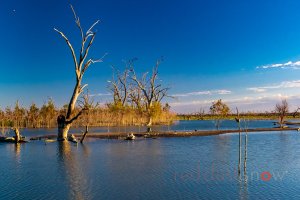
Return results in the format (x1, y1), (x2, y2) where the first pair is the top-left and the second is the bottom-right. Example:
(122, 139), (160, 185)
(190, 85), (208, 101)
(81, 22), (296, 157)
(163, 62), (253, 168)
(0, 98), (174, 129)
(178, 99), (298, 129)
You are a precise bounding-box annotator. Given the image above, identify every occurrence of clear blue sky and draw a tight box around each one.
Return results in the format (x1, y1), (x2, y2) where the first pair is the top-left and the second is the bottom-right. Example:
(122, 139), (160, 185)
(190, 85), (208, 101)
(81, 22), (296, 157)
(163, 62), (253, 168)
(1, 0), (300, 113)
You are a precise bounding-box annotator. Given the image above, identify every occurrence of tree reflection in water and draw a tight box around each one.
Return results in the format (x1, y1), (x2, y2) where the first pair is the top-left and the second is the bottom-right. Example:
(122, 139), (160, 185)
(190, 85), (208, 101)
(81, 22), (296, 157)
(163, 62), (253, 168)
(57, 141), (92, 200)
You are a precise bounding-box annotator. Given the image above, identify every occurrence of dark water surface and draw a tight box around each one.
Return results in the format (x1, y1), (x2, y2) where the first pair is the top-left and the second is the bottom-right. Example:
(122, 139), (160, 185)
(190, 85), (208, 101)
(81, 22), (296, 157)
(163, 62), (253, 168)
(1, 121), (300, 199)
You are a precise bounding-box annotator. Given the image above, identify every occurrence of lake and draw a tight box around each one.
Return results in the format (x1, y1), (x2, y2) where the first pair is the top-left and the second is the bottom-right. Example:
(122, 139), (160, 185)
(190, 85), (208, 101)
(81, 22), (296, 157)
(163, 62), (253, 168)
(10, 119), (294, 138)
(1, 120), (300, 199)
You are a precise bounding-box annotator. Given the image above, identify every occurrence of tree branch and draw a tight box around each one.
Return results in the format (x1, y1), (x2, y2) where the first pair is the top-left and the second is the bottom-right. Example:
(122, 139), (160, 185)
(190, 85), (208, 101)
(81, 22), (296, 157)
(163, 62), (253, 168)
(86, 20), (100, 35)
(66, 108), (86, 124)
(54, 28), (79, 74)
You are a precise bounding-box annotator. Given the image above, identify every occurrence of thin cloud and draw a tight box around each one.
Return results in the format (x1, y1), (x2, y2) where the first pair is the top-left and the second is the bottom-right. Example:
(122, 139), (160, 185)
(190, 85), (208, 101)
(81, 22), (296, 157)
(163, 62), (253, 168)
(170, 94), (297, 113)
(89, 93), (111, 97)
(257, 61), (300, 69)
(217, 90), (232, 95)
(247, 80), (300, 93)
(170, 96), (265, 107)
(247, 88), (266, 93)
(173, 89), (231, 97)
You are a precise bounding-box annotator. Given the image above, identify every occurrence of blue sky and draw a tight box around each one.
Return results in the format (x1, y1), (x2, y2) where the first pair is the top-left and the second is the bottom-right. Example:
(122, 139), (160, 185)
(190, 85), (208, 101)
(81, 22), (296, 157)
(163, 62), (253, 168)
(1, 0), (300, 113)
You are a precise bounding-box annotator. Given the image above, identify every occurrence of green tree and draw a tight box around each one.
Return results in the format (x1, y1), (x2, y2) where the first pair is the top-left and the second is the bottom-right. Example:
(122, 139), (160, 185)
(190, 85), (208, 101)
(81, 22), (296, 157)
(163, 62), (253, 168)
(210, 99), (230, 130)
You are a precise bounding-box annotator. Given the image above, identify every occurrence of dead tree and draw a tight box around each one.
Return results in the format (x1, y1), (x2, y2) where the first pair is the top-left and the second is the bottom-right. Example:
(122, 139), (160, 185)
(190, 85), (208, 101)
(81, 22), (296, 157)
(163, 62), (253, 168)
(130, 59), (170, 132)
(54, 5), (104, 141)
(293, 107), (300, 118)
(275, 99), (289, 128)
(129, 86), (143, 110)
(79, 91), (98, 143)
(108, 66), (130, 106)
(12, 127), (20, 143)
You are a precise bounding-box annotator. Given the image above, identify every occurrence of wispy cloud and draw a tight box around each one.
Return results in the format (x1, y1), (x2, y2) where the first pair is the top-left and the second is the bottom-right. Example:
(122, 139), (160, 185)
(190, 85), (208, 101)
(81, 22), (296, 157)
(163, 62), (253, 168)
(170, 96), (268, 107)
(173, 90), (231, 97)
(89, 93), (111, 97)
(257, 61), (300, 69)
(247, 80), (300, 93)
(170, 94), (299, 113)
(247, 88), (267, 92)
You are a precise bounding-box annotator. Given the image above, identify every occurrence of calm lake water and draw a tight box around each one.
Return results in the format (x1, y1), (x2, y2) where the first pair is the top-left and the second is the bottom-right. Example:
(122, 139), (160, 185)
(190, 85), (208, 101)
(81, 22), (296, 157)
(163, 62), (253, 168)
(12, 119), (298, 137)
(1, 120), (300, 199)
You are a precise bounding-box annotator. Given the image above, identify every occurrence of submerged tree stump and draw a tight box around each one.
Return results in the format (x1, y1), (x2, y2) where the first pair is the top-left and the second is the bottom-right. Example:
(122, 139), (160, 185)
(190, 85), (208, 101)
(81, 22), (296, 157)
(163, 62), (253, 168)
(12, 128), (20, 143)
(57, 114), (68, 141)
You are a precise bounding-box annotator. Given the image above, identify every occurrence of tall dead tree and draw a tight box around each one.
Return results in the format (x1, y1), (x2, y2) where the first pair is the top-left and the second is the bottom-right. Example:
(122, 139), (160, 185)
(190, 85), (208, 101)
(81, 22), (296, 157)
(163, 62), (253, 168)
(130, 59), (170, 132)
(54, 5), (104, 141)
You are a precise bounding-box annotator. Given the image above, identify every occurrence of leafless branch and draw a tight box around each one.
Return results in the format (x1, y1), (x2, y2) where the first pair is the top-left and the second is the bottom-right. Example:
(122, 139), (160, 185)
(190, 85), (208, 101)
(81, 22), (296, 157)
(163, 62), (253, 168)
(53, 28), (79, 75)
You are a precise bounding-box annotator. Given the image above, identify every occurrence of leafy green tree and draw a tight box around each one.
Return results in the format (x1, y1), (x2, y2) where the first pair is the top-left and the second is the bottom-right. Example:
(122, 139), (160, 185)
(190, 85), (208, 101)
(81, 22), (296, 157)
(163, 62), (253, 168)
(210, 99), (230, 130)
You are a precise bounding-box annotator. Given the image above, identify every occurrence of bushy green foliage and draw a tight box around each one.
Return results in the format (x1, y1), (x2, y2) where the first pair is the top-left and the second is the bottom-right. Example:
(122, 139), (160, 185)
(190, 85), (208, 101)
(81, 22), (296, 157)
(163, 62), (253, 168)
(209, 99), (230, 129)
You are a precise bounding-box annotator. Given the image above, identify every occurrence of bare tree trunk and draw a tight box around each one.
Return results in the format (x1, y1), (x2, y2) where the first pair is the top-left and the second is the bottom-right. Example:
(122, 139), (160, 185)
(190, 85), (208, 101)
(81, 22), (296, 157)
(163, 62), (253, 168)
(147, 116), (152, 133)
(58, 124), (71, 141)
(58, 86), (80, 140)
(57, 115), (71, 141)
(13, 128), (20, 143)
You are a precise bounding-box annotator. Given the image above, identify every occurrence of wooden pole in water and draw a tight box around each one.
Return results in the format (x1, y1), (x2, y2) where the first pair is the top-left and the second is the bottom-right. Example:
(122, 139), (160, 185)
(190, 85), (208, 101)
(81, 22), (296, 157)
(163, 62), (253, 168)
(244, 121), (248, 174)
(236, 108), (241, 175)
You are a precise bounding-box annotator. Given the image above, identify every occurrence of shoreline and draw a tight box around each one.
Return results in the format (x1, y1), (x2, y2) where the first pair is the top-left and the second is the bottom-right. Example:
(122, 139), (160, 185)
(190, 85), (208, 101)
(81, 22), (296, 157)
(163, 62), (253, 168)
(3, 119), (298, 130)
(30, 127), (299, 140)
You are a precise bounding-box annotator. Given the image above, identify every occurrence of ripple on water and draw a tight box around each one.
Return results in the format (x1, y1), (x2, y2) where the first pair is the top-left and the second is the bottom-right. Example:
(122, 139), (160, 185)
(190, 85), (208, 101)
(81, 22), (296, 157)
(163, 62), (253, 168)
(1, 129), (300, 199)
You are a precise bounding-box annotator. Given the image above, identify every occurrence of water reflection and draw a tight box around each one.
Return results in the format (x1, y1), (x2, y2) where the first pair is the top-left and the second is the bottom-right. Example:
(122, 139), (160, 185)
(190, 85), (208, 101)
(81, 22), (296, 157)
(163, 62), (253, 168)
(238, 177), (249, 200)
(57, 142), (92, 200)
(1, 130), (300, 199)
(14, 143), (21, 158)
(80, 143), (91, 158)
